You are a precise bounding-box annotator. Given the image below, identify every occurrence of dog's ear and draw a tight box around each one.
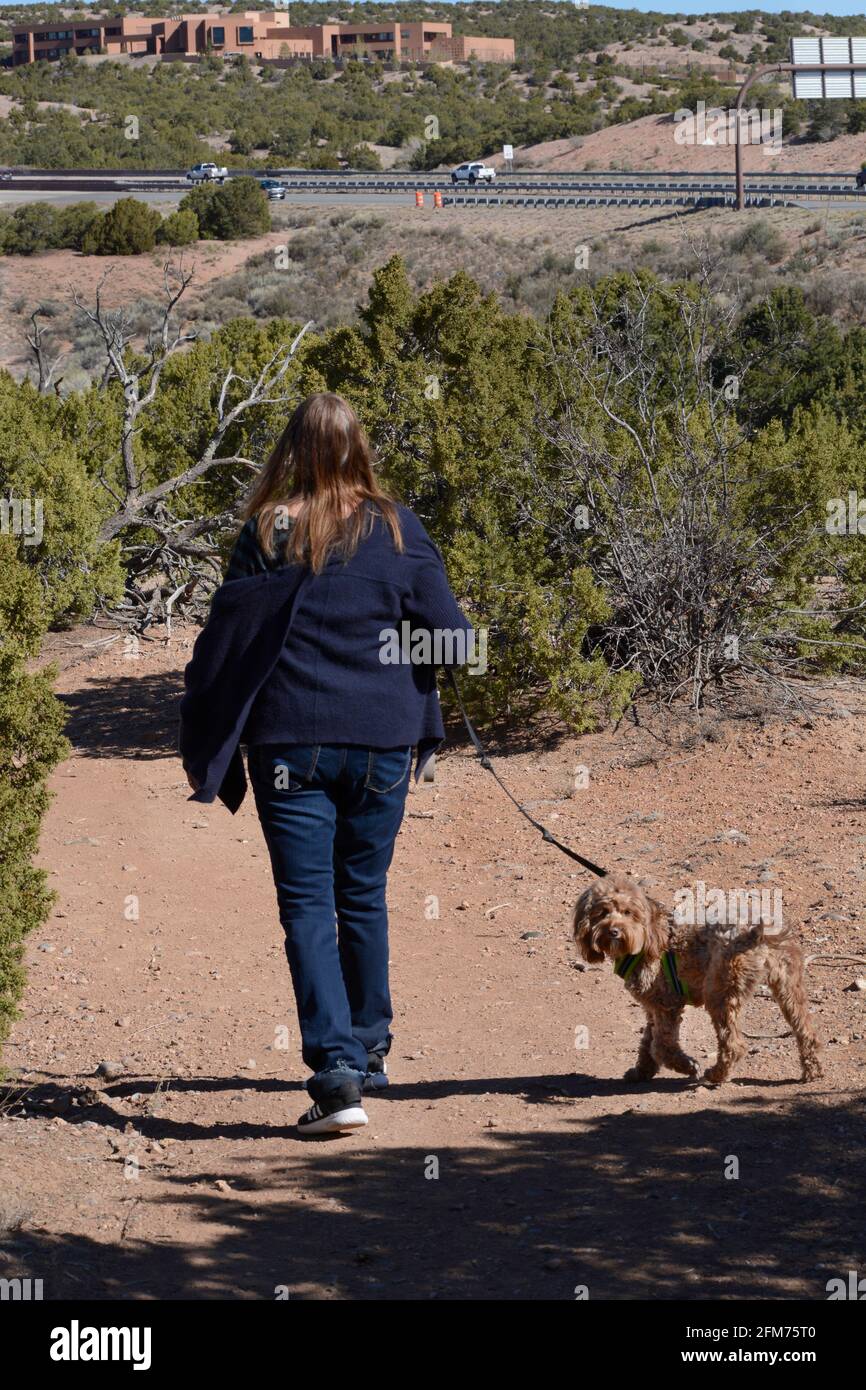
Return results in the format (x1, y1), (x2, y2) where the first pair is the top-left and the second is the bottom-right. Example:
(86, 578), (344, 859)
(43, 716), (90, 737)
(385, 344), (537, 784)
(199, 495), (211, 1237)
(572, 885), (594, 934)
(572, 886), (602, 962)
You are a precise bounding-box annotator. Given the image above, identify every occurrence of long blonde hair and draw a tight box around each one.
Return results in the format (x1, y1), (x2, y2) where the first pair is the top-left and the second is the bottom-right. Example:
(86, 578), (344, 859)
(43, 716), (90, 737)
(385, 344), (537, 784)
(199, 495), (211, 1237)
(243, 393), (403, 573)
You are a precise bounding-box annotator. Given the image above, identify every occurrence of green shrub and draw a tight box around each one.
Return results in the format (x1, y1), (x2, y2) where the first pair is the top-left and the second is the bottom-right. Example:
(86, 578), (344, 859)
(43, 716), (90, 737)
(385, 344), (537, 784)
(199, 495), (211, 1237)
(344, 143), (383, 171)
(0, 376), (124, 620)
(730, 218), (786, 265)
(179, 177), (270, 240)
(82, 198), (162, 255)
(299, 147), (342, 170)
(0, 535), (69, 1061)
(0, 373), (125, 1066)
(1, 203), (58, 255)
(0, 201), (102, 256)
(156, 207), (200, 247)
(53, 201), (102, 250)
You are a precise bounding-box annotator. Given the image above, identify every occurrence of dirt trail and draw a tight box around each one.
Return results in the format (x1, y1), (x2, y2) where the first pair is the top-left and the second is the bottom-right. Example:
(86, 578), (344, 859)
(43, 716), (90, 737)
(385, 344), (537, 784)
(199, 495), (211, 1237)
(1, 627), (865, 1300)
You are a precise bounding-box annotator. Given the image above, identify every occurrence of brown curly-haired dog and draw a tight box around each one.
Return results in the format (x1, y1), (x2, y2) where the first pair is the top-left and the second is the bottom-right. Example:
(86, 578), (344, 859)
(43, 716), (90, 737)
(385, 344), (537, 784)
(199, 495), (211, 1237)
(572, 872), (822, 1085)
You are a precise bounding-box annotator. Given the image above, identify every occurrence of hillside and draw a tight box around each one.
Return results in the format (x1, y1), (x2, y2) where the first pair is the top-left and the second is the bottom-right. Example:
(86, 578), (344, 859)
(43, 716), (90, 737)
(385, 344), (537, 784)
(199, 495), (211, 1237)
(513, 114), (866, 174)
(1, 6), (866, 173)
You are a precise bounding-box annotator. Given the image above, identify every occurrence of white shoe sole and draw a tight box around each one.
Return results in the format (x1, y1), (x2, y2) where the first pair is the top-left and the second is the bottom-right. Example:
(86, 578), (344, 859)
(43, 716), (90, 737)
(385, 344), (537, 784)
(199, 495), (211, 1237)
(298, 1105), (368, 1136)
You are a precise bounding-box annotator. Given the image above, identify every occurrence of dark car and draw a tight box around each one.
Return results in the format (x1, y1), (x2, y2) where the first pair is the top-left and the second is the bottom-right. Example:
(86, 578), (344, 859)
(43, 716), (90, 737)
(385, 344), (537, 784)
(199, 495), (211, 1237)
(857, 169), (866, 189)
(259, 178), (286, 200)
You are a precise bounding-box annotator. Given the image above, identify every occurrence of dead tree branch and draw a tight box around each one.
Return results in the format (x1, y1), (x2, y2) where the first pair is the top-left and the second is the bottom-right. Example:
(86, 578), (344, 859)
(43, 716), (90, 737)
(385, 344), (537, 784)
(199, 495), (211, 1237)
(71, 259), (314, 627)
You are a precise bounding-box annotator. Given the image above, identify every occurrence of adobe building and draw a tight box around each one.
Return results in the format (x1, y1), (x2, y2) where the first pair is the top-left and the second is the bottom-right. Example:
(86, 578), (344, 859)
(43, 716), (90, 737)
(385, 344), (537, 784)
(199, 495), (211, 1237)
(11, 11), (515, 66)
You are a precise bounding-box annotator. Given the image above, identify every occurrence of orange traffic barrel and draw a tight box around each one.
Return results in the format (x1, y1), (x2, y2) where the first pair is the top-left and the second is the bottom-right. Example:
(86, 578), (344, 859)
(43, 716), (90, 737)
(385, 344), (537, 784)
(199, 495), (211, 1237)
(415, 189), (424, 207)
(433, 190), (443, 209)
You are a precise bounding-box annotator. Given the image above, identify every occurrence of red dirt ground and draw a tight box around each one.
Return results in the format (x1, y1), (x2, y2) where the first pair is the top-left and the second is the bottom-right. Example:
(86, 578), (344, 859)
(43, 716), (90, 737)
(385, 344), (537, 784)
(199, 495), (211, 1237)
(0, 627), (864, 1300)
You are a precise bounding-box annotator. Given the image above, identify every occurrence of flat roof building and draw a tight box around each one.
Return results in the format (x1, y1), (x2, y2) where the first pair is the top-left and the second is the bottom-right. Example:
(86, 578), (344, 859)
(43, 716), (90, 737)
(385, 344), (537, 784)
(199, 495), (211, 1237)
(11, 12), (515, 66)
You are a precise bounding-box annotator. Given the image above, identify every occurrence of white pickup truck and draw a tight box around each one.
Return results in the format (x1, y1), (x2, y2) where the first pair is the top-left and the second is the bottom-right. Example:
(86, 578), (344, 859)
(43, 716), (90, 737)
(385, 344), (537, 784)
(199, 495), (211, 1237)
(186, 162), (228, 184)
(451, 161), (496, 185)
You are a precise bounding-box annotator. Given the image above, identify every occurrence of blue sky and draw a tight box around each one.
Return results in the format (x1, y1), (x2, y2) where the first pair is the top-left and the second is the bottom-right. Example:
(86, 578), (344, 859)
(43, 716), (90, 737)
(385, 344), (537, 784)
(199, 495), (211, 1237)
(601, 2), (866, 12)
(9, 0), (866, 11)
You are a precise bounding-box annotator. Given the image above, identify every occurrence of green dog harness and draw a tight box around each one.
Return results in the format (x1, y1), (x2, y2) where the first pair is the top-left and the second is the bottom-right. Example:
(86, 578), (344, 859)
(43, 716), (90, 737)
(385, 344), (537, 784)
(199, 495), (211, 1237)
(614, 950), (691, 1003)
(613, 952), (643, 982)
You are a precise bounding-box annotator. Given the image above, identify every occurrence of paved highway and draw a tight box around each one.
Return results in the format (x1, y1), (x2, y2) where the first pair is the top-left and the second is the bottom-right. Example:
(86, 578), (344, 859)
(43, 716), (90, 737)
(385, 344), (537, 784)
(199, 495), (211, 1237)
(1, 167), (863, 210)
(0, 186), (414, 208)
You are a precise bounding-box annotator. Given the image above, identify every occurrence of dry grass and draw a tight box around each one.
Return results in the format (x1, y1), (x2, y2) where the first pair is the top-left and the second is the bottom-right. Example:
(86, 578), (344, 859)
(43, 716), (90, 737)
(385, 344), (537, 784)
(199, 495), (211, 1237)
(5, 198), (866, 386)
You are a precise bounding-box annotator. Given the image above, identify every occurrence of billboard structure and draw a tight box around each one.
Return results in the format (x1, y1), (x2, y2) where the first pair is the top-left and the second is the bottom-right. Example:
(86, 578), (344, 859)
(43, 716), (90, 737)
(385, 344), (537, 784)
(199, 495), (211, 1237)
(789, 36), (866, 99)
(730, 40), (866, 208)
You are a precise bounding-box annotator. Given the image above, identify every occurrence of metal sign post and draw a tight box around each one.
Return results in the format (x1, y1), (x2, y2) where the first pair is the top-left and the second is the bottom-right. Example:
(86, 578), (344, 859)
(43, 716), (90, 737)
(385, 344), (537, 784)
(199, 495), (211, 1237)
(734, 63), (793, 211)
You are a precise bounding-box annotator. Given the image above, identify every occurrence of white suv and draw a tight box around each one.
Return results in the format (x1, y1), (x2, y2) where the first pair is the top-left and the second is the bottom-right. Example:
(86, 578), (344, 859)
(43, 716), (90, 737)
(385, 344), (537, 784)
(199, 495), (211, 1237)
(451, 161), (496, 185)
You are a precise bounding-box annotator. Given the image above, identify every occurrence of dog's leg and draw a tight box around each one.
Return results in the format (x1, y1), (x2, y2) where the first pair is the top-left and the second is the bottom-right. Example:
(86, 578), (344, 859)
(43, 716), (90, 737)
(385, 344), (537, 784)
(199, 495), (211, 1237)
(704, 993), (748, 1084)
(624, 1016), (659, 1082)
(766, 954), (823, 1082)
(650, 1008), (697, 1077)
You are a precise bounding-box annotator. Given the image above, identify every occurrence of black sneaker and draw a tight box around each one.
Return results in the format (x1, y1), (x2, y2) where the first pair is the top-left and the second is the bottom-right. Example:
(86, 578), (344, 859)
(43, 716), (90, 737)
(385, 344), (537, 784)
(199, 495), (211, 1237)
(362, 1052), (389, 1093)
(297, 1082), (367, 1137)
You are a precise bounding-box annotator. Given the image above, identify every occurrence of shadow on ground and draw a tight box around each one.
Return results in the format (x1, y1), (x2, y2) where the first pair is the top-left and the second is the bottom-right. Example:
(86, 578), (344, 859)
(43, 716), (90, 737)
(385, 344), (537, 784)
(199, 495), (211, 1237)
(57, 667), (565, 765)
(59, 672), (185, 760)
(56, 654), (724, 771)
(2, 1077), (862, 1300)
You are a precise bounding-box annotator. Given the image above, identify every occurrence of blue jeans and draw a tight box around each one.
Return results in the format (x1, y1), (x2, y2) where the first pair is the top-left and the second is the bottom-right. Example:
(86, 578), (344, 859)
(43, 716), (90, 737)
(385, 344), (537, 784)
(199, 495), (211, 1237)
(248, 743), (411, 1100)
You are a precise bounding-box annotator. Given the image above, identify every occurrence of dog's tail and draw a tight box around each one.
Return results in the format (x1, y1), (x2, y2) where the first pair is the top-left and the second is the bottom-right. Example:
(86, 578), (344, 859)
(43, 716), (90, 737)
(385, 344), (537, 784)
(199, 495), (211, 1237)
(763, 921), (793, 947)
(724, 920), (792, 954)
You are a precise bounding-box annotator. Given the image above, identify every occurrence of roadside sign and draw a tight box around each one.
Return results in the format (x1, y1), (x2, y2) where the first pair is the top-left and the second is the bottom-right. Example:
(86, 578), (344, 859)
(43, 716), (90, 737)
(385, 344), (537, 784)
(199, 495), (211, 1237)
(790, 36), (866, 98)
(503, 144), (513, 161)
(733, 44), (866, 207)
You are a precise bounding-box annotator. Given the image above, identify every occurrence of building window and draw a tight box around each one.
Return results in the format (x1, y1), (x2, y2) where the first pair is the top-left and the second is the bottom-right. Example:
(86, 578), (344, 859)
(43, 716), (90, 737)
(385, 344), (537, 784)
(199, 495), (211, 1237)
(343, 32), (394, 43)
(237, 25), (254, 44)
(210, 25), (225, 45)
(424, 32), (444, 42)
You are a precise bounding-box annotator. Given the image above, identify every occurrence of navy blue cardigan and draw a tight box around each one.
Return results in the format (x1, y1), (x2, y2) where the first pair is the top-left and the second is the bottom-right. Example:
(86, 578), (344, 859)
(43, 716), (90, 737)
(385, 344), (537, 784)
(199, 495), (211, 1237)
(178, 503), (472, 812)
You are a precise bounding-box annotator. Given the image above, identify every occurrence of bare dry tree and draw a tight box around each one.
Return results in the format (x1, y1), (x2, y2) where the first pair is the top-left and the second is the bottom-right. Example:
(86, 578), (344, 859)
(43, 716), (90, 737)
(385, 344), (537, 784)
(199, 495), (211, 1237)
(72, 259), (314, 629)
(25, 308), (67, 395)
(524, 264), (831, 710)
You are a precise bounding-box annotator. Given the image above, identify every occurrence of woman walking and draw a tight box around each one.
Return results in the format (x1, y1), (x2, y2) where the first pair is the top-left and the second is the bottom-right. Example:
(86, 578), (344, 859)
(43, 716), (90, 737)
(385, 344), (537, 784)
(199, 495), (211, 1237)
(179, 393), (471, 1135)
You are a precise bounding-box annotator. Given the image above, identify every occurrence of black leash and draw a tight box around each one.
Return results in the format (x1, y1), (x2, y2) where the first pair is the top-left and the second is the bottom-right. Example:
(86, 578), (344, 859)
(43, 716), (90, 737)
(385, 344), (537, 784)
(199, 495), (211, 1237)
(445, 669), (608, 878)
